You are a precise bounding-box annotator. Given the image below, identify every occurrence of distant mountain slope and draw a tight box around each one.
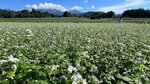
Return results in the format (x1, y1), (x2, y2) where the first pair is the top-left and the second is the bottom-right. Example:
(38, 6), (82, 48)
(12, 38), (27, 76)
(70, 10), (82, 15)
(37, 9), (64, 15)
(37, 9), (83, 15)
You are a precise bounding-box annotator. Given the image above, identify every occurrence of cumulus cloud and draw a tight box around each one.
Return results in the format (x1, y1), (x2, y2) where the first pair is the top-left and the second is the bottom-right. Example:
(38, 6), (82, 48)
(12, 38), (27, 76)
(25, 2), (67, 11)
(71, 6), (83, 10)
(98, 0), (150, 13)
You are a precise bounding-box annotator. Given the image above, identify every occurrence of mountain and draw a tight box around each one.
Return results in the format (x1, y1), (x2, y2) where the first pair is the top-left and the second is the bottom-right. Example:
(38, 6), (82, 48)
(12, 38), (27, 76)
(37, 9), (83, 15)
(37, 9), (64, 15)
(81, 11), (96, 17)
(70, 10), (82, 15)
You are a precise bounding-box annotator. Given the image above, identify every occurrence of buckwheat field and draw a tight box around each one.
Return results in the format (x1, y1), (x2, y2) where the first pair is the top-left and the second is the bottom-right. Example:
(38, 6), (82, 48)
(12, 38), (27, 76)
(0, 23), (150, 84)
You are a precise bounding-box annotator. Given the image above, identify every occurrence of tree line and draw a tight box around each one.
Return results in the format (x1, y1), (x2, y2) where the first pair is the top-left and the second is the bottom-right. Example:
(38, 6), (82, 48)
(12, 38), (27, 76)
(82, 11), (115, 19)
(122, 8), (150, 18)
(0, 9), (54, 18)
(1, 8), (150, 18)
(0, 8), (115, 19)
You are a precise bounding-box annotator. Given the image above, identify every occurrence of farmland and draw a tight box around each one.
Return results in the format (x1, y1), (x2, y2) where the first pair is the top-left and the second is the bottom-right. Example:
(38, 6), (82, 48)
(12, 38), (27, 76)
(0, 22), (150, 84)
(0, 17), (150, 23)
(0, 18), (114, 23)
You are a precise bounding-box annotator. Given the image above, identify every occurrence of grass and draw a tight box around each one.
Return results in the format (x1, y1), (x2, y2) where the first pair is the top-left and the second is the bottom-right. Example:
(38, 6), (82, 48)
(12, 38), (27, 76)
(0, 22), (150, 83)
(123, 18), (150, 23)
(0, 17), (113, 23)
(0, 17), (150, 23)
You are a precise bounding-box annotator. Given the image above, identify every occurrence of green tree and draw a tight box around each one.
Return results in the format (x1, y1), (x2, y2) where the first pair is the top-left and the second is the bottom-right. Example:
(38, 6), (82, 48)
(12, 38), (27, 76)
(122, 8), (150, 18)
(17, 10), (30, 18)
(62, 11), (71, 17)
(107, 11), (115, 18)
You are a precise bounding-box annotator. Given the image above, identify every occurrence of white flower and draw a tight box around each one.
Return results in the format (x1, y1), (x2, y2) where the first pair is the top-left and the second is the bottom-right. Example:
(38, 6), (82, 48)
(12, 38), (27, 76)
(51, 65), (59, 71)
(11, 64), (17, 70)
(92, 76), (101, 84)
(26, 29), (32, 34)
(26, 29), (34, 36)
(2, 70), (7, 75)
(90, 65), (98, 73)
(143, 49), (149, 53)
(28, 69), (32, 72)
(19, 54), (23, 56)
(8, 55), (19, 63)
(76, 73), (82, 79)
(35, 80), (38, 82)
(82, 51), (89, 58)
(136, 52), (142, 56)
(72, 81), (78, 84)
(71, 73), (81, 82)
(0, 39), (5, 42)
(87, 38), (91, 43)
(61, 75), (67, 80)
(82, 79), (87, 84)
(27, 34), (33, 37)
(0, 60), (7, 65)
(71, 73), (87, 84)
(64, 25), (67, 27)
(143, 44), (150, 49)
(68, 66), (77, 73)
(118, 43), (126, 47)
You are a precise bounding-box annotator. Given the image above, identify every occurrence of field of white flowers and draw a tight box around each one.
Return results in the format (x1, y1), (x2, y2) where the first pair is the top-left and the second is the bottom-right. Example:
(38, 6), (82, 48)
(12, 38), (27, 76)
(0, 22), (150, 84)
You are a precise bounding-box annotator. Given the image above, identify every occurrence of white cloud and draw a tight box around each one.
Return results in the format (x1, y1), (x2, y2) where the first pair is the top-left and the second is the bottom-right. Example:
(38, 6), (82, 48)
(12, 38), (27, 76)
(84, 0), (88, 3)
(25, 2), (67, 11)
(87, 5), (95, 10)
(91, 6), (95, 9)
(71, 6), (83, 10)
(98, 0), (150, 13)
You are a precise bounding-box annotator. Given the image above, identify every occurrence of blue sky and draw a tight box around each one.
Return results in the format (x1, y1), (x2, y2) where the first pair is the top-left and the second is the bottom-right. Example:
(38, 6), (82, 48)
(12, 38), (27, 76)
(0, 0), (150, 13)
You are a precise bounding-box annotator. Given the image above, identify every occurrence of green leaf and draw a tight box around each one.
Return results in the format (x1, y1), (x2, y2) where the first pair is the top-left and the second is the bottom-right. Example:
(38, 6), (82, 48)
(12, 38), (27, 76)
(16, 73), (24, 79)
(116, 74), (131, 82)
(7, 70), (16, 79)
(26, 79), (34, 84)
(37, 80), (48, 84)
(1, 80), (10, 84)
(121, 76), (131, 82)
(30, 64), (41, 70)
(58, 54), (65, 60)
(75, 59), (81, 66)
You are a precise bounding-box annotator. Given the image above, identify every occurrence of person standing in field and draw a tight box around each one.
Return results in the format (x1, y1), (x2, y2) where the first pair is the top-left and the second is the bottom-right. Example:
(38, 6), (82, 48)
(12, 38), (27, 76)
(118, 17), (123, 23)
